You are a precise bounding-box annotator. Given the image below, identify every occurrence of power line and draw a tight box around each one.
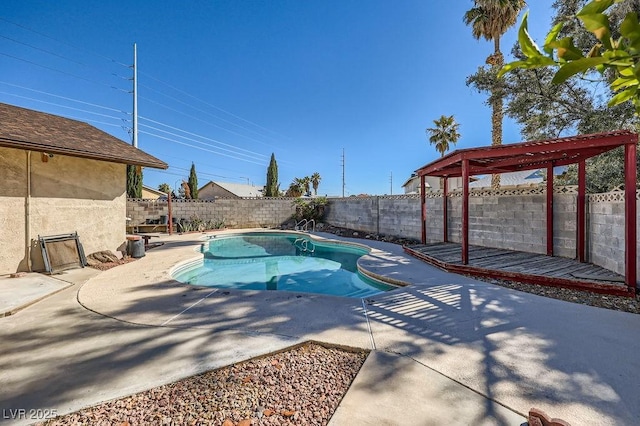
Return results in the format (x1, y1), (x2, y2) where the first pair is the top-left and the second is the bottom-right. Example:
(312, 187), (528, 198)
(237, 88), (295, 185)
(138, 130), (266, 165)
(0, 34), (88, 66)
(0, 17), (131, 68)
(138, 94), (281, 149)
(165, 165), (246, 181)
(139, 116), (267, 159)
(139, 71), (289, 142)
(0, 81), (129, 114)
(0, 18), (298, 172)
(0, 91), (128, 122)
(139, 82), (282, 145)
(0, 51), (129, 93)
(139, 122), (266, 162)
(151, 150), (257, 177)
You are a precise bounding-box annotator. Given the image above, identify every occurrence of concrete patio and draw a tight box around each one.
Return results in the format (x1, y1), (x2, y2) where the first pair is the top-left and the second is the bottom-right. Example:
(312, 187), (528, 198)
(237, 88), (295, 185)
(1, 230), (639, 425)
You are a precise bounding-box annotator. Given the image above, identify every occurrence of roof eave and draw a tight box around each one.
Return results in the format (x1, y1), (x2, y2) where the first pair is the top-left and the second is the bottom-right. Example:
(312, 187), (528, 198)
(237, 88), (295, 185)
(0, 138), (168, 169)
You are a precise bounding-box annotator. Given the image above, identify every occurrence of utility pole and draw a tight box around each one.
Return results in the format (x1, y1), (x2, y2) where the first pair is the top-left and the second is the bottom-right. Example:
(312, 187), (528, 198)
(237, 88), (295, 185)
(390, 171), (393, 195)
(341, 148), (345, 198)
(132, 43), (138, 148)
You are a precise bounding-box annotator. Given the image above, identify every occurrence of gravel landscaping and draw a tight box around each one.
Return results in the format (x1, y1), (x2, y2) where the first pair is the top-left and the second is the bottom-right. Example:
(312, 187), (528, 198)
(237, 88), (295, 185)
(40, 343), (368, 426)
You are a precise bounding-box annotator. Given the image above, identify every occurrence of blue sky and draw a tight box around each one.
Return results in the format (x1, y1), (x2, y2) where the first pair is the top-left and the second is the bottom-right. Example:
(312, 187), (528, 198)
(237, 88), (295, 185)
(2, 0), (556, 196)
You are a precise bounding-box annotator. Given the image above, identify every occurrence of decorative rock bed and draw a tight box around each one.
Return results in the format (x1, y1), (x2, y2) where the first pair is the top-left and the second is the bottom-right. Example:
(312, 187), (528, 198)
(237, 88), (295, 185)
(40, 342), (368, 426)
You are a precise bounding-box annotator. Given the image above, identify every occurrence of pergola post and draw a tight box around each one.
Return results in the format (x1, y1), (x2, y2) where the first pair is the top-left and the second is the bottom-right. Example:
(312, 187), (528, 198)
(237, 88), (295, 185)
(443, 177), (448, 242)
(546, 163), (554, 256)
(167, 191), (173, 235)
(625, 142), (637, 289)
(420, 174), (426, 244)
(461, 159), (469, 264)
(577, 160), (586, 262)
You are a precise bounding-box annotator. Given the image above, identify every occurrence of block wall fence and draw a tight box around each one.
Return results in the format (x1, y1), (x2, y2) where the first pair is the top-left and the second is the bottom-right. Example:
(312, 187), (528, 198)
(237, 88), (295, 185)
(127, 188), (634, 277)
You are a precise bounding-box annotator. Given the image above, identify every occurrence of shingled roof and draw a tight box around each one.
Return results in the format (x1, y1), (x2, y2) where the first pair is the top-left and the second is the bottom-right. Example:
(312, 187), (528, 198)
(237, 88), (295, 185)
(0, 102), (167, 169)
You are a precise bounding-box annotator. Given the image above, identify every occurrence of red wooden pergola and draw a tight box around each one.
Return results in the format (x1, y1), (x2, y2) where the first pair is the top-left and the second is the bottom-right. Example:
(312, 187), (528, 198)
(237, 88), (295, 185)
(416, 130), (638, 291)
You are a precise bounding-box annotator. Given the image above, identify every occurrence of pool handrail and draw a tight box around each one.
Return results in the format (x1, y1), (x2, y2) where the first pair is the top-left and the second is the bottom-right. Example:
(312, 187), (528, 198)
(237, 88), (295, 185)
(295, 219), (315, 232)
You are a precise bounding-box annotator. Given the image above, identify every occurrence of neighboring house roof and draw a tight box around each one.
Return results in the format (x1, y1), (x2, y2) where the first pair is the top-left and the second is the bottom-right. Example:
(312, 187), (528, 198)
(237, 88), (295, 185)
(199, 181), (263, 198)
(142, 185), (166, 198)
(469, 170), (544, 188)
(0, 103), (167, 169)
(402, 174), (432, 188)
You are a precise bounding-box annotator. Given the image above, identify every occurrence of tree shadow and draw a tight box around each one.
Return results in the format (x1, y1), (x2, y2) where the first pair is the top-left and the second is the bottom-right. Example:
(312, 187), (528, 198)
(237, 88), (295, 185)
(2, 234), (640, 425)
(359, 275), (640, 425)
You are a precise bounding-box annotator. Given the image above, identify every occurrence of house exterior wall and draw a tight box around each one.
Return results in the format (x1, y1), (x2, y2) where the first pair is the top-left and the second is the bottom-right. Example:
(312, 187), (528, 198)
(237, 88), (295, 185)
(0, 147), (126, 274)
(198, 183), (236, 200)
(402, 176), (464, 193)
(141, 187), (163, 199)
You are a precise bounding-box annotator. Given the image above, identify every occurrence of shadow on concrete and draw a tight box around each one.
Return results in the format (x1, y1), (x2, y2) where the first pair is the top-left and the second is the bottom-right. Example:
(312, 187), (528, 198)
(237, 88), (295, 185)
(2, 234), (640, 425)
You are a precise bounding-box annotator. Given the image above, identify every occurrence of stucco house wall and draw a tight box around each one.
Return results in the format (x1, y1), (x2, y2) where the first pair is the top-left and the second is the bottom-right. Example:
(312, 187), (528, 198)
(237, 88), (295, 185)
(0, 102), (166, 275)
(0, 146), (127, 273)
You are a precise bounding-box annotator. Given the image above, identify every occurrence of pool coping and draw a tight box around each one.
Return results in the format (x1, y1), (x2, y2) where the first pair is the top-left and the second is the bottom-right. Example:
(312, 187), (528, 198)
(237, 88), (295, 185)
(169, 229), (410, 297)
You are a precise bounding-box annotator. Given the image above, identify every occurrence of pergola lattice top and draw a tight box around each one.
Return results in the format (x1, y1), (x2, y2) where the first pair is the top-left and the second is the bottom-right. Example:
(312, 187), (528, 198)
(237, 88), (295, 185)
(417, 130), (637, 178)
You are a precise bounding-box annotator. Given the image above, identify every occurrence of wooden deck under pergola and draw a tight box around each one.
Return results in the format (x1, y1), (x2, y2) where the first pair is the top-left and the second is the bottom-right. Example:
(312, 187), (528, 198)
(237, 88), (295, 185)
(412, 130), (638, 296)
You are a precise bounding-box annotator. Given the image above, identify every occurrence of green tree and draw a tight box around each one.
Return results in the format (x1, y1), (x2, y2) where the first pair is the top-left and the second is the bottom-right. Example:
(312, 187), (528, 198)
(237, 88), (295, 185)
(285, 179), (304, 197)
(500, 0), (640, 113)
(464, 0), (527, 188)
(188, 162), (198, 199)
(498, 0), (640, 191)
(158, 183), (176, 198)
(311, 172), (322, 196)
(300, 176), (311, 196)
(265, 153), (279, 197)
(126, 165), (142, 198)
(426, 115), (461, 157)
(158, 183), (171, 194)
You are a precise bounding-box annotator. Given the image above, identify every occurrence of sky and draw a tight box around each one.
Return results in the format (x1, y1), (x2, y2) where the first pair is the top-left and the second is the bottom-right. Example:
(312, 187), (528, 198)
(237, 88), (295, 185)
(1, 0), (557, 196)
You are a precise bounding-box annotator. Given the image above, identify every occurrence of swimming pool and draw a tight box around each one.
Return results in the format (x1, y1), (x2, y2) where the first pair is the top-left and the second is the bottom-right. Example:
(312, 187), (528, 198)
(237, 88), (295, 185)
(172, 232), (396, 298)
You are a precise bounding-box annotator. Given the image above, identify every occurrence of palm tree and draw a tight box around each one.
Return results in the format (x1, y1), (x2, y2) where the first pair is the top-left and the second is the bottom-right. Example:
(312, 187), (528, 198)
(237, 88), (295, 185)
(311, 172), (321, 196)
(464, 0), (526, 188)
(285, 178), (305, 197)
(426, 115), (461, 192)
(300, 176), (311, 196)
(426, 115), (461, 157)
(158, 183), (171, 194)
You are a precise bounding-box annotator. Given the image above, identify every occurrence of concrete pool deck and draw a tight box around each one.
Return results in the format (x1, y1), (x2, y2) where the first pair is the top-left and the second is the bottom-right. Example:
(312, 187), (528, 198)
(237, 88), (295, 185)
(1, 229), (640, 425)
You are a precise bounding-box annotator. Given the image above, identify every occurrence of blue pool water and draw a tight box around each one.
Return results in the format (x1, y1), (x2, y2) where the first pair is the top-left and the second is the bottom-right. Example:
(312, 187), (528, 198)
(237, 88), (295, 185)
(173, 233), (395, 298)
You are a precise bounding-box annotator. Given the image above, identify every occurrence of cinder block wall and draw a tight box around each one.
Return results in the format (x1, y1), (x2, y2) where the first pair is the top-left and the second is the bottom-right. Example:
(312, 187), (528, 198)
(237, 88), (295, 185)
(588, 194), (629, 275)
(445, 194), (576, 258)
(553, 194), (577, 259)
(127, 190), (636, 277)
(323, 195), (423, 240)
(127, 198), (297, 229)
